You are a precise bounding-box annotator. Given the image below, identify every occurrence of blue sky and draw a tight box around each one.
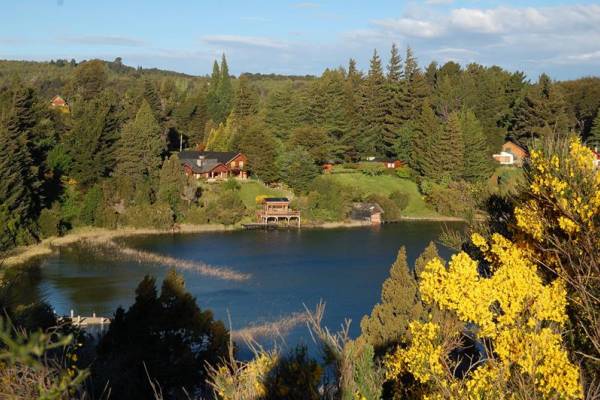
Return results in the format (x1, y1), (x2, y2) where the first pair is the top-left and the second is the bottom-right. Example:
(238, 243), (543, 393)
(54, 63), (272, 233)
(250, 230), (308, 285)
(2, 0), (600, 80)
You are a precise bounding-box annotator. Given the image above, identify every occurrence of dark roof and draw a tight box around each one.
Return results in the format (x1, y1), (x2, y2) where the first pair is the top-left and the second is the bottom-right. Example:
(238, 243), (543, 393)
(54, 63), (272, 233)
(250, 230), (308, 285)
(179, 151), (240, 164)
(181, 159), (223, 174)
(264, 197), (289, 203)
(350, 202), (384, 220)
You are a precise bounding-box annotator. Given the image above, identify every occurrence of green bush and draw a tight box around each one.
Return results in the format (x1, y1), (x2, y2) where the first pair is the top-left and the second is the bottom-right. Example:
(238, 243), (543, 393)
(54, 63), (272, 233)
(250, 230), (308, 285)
(366, 194), (402, 222)
(204, 191), (246, 225)
(303, 177), (359, 222)
(427, 181), (476, 219)
(222, 178), (241, 191)
(358, 162), (386, 176)
(264, 345), (322, 400)
(38, 205), (62, 239)
(79, 185), (103, 226)
(389, 190), (410, 211)
(182, 206), (208, 225)
(124, 202), (174, 229)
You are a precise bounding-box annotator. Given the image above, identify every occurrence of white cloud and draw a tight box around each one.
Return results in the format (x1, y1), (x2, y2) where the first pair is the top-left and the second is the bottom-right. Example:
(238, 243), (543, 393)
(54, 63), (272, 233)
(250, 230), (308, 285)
(201, 35), (288, 50)
(373, 17), (445, 38)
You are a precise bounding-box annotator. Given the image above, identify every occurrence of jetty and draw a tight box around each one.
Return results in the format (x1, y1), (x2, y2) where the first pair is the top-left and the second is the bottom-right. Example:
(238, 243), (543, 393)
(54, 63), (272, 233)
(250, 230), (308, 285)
(59, 310), (111, 329)
(256, 197), (301, 228)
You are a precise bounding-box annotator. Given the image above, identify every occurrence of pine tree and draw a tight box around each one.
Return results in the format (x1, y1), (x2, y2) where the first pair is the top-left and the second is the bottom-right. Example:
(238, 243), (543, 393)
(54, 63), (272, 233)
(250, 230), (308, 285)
(289, 125), (332, 164)
(314, 69), (349, 160)
(410, 99), (441, 179)
(510, 74), (571, 142)
(67, 95), (119, 187)
(402, 47), (429, 121)
(205, 116), (236, 151)
(207, 60), (221, 123)
(115, 100), (164, 186)
(382, 44), (406, 157)
(461, 109), (493, 182)
(343, 58), (363, 160)
(0, 125), (37, 249)
(264, 83), (295, 139)
(359, 49), (387, 156)
(158, 154), (188, 215)
(588, 109), (600, 149)
(238, 120), (279, 184)
(438, 111), (465, 181)
(216, 54), (233, 123)
(232, 75), (258, 120)
(143, 80), (163, 121)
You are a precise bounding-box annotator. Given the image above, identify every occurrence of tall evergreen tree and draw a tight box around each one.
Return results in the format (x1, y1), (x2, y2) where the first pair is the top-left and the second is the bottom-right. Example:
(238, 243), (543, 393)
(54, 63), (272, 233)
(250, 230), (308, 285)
(510, 74), (571, 142)
(232, 75), (258, 120)
(411, 100), (441, 179)
(238, 120), (279, 184)
(439, 111), (465, 181)
(382, 44), (406, 157)
(588, 109), (600, 149)
(402, 47), (429, 121)
(359, 49), (387, 156)
(158, 154), (188, 215)
(207, 60), (221, 123)
(67, 94), (119, 188)
(264, 83), (296, 139)
(216, 54), (233, 123)
(343, 58), (363, 160)
(278, 147), (320, 194)
(115, 100), (164, 186)
(143, 79), (163, 121)
(460, 109), (493, 182)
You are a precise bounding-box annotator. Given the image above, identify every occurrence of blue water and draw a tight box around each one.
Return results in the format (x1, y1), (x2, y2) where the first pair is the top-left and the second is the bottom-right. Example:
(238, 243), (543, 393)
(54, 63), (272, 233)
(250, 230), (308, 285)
(35, 222), (459, 351)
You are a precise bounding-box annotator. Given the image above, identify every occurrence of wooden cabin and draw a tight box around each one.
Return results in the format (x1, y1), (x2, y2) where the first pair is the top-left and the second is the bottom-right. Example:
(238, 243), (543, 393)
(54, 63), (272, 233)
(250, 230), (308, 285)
(179, 151), (248, 180)
(50, 95), (70, 112)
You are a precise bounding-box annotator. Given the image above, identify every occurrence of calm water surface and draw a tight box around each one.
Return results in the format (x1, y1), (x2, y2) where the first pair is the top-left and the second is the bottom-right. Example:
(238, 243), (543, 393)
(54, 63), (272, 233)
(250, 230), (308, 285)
(34, 222), (460, 349)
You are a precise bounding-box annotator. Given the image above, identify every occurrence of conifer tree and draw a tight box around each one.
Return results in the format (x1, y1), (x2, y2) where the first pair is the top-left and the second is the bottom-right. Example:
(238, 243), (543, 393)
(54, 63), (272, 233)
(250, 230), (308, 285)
(143, 80), (163, 121)
(0, 125), (37, 249)
(238, 120), (279, 184)
(232, 75), (258, 120)
(359, 49), (387, 156)
(343, 58), (363, 160)
(314, 69), (349, 159)
(360, 243), (443, 354)
(115, 100), (164, 186)
(410, 100), (440, 178)
(264, 83), (295, 139)
(205, 117), (236, 151)
(402, 47), (429, 121)
(587, 108), (600, 150)
(382, 44), (406, 157)
(289, 125), (331, 164)
(438, 111), (465, 181)
(207, 60), (221, 123)
(510, 74), (571, 142)
(158, 154), (188, 215)
(461, 109), (494, 182)
(216, 54), (233, 123)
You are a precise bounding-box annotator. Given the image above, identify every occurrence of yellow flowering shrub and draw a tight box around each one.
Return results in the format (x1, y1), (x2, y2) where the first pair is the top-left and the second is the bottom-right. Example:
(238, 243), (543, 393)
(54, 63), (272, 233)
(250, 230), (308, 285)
(384, 233), (582, 399)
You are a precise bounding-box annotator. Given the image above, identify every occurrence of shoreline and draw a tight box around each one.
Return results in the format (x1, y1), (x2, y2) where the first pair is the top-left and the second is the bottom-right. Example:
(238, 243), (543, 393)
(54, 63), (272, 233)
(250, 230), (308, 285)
(2, 216), (464, 268)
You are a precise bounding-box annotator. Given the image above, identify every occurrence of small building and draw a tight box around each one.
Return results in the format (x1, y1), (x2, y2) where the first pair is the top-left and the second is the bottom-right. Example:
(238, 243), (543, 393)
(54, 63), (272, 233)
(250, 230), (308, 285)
(365, 157), (404, 169)
(593, 150), (600, 169)
(493, 139), (529, 166)
(351, 202), (384, 225)
(322, 163), (334, 174)
(179, 151), (248, 180)
(50, 95), (69, 112)
(256, 197), (301, 227)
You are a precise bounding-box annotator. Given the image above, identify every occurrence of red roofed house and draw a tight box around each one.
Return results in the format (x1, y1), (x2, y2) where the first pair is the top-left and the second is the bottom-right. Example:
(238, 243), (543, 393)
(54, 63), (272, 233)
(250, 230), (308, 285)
(493, 139), (529, 166)
(179, 151), (248, 180)
(50, 95), (70, 112)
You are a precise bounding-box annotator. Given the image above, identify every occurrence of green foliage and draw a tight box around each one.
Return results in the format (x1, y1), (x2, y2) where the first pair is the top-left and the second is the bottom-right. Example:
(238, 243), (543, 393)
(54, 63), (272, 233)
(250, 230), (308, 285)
(426, 180), (476, 219)
(588, 108), (600, 149)
(264, 345), (322, 400)
(123, 202), (174, 229)
(302, 176), (357, 221)
(232, 75), (259, 120)
(461, 109), (494, 182)
(389, 190), (410, 210)
(115, 99), (164, 187)
(38, 204), (63, 239)
(366, 193), (402, 221)
(239, 120), (280, 184)
(93, 271), (229, 399)
(203, 190), (246, 225)
(288, 125), (332, 164)
(278, 147), (320, 193)
(73, 59), (108, 100)
(438, 111), (465, 181)
(158, 154), (189, 216)
(79, 185), (103, 226)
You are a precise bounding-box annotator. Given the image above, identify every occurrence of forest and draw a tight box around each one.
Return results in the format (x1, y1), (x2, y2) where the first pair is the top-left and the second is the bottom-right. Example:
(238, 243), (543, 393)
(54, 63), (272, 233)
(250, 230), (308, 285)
(2, 46), (600, 252)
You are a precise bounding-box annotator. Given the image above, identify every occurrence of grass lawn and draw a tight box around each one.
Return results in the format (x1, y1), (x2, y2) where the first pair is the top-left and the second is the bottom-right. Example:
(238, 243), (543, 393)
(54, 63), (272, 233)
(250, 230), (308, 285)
(238, 180), (291, 210)
(323, 172), (439, 218)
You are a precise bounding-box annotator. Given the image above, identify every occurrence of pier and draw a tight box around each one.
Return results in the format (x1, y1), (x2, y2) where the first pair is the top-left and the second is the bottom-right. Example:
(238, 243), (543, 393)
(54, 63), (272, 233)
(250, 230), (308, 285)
(256, 197), (301, 228)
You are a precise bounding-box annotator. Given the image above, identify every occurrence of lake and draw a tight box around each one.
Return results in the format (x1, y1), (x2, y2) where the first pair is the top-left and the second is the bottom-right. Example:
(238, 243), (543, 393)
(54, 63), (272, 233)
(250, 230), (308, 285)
(27, 222), (460, 354)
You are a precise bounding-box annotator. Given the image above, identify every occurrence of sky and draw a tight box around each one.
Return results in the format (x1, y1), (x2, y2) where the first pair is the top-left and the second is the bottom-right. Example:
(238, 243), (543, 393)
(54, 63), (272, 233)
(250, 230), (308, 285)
(1, 0), (600, 80)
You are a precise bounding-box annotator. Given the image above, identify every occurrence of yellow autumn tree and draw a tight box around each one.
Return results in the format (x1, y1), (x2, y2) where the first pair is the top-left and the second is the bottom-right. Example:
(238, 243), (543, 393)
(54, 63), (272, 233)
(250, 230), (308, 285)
(384, 233), (582, 399)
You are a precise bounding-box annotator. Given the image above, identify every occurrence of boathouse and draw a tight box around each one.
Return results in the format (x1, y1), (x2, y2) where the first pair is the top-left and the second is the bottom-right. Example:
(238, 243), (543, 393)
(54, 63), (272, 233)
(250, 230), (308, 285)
(351, 202), (384, 225)
(256, 197), (301, 227)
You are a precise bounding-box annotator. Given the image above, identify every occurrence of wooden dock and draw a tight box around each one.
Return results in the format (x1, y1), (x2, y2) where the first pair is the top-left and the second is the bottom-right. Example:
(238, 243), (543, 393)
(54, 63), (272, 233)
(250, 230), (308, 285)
(242, 223), (279, 230)
(58, 311), (111, 328)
